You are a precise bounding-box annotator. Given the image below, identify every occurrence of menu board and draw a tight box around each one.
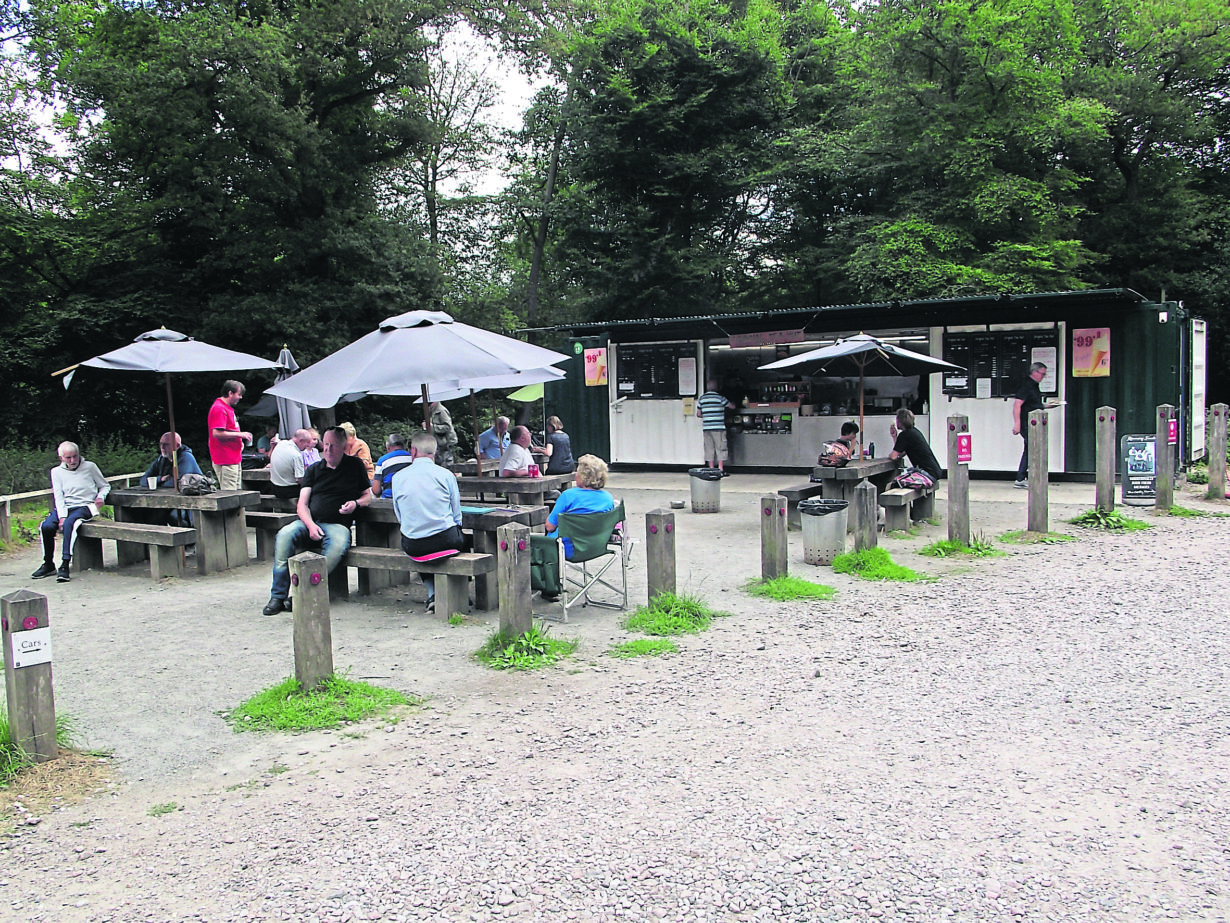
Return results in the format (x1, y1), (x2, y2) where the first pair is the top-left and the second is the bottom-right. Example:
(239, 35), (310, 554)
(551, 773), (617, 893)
(615, 342), (699, 398)
(942, 329), (1058, 399)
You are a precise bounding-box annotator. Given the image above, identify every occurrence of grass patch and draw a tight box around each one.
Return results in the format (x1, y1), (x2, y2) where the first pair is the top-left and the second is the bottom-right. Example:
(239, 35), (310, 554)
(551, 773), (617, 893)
(831, 546), (924, 582)
(227, 674), (414, 732)
(999, 530), (1077, 544)
(0, 712), (79, 787)
(1070, 508), (1151, 532)
(148, 802), (179, 817)
(623, 593), (724, 636)
(1186, 464), (1208, 485)
(446, 612), (466, 626)
(475, 623), (578, 671)
(744, 575), (837, 601)
(1167, 504), (1207, 517)
(919, 532), (1003, 558)
(609, 639), (679, 659)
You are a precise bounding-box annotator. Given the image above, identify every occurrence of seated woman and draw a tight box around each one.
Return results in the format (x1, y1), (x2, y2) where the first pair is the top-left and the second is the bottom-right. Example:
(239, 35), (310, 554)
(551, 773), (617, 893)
(543, 416), (576, 475)
(533, 454), (615, 601)
(889, 408), (941, 483)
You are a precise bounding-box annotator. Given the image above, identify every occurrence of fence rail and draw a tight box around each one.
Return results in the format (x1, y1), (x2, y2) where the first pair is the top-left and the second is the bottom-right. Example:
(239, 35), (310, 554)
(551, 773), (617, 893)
(0, 472), (145, 545)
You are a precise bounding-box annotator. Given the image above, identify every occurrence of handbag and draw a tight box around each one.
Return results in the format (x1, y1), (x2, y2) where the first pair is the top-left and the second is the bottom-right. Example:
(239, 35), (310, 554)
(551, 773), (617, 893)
(179, 473), (217, 495)
(817, 441), (852, 467)
(890, 467), (936, 490)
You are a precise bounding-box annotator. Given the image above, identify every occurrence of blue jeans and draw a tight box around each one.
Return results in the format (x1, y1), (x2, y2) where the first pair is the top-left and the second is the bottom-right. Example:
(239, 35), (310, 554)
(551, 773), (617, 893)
(269, 520), (352, 600)
(41, 506), (93, 563)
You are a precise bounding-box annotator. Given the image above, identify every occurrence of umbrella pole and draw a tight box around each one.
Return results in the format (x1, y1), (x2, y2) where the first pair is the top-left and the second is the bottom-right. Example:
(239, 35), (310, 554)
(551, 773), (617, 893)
(165, 373), (180, 489)
(421, 384), (431, 433)
(858, 362), (866, 459)
(469, 390), (479, 465)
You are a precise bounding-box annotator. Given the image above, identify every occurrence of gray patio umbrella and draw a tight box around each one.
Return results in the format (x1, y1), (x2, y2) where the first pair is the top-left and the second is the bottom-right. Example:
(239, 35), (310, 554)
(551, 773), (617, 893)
(273, 346), (313, 439)
(759, 333), (964, 447)
(65, 328), (282, 486)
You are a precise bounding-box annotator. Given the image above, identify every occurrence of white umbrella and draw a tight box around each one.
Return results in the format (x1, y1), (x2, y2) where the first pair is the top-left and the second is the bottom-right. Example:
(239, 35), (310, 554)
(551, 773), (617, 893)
(759, 333), (964, 447)
(267, 311), (569, 409)
(64, 328), (282, 485)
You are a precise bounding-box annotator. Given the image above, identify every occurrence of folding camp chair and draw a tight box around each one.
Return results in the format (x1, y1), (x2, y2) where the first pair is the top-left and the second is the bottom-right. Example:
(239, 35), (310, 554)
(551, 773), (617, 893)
(552, 500), (634, 620)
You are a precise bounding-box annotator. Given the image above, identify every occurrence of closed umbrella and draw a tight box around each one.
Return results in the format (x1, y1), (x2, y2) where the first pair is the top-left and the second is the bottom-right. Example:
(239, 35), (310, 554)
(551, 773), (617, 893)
(273, 346), (312, 439)
(759, 333), (964, 448)
(64, 328), (282, 487)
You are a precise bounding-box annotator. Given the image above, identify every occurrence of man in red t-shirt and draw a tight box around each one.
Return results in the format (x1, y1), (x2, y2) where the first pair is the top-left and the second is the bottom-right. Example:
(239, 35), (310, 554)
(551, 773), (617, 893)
(208, 380), (252, 491)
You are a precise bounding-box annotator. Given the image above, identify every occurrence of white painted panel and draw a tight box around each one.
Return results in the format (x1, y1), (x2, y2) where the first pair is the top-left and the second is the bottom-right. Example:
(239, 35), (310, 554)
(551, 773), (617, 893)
(610, 399), (699, 464)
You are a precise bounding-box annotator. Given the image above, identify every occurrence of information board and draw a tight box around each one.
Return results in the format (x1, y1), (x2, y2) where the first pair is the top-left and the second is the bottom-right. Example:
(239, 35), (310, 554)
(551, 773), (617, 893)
(1121, 434), (1155, 506)
(615, 342), (698, 399)
(942, 329), (1059, 399)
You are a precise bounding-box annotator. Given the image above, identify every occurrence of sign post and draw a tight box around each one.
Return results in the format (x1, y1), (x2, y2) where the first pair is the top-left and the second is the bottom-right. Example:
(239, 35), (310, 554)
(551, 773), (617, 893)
(1155, 404), (1176, 513)
(946, 415), (970, 545)
(1, 590), (57, 763)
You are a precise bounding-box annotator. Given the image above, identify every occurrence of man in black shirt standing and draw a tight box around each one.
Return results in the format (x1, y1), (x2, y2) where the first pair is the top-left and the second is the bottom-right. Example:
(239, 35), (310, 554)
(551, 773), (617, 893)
(1012, 362), (1049, 488)
(263, 426), (372, 615)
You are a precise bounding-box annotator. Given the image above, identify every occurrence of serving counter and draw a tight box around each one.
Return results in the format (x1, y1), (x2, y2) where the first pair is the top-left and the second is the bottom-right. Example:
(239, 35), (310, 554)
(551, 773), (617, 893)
(729, 410), (927, 469)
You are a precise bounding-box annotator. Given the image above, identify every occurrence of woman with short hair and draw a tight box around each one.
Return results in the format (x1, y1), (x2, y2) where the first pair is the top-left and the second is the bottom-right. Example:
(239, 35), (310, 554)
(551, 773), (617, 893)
(544, 416), (575, 474)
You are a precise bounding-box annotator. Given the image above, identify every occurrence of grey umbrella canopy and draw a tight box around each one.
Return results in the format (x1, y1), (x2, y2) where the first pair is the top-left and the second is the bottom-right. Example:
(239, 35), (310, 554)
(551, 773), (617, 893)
(73, 328), (282, 485)
(759, 333), (964, 444)
(268, 310), (569, 409)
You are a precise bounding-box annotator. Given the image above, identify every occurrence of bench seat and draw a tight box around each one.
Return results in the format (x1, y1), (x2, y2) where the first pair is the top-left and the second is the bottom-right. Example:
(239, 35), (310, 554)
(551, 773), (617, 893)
(779, 482), (826, 531)
(245, 511), (300, 561)
(75, 520), (195, 580)
(342, 547), (496, 617)
(878, 485), (937, 532)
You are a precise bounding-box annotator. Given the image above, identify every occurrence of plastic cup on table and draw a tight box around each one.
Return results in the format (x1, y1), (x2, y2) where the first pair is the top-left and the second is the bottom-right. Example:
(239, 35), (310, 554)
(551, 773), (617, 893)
(147, 477), (158, 490)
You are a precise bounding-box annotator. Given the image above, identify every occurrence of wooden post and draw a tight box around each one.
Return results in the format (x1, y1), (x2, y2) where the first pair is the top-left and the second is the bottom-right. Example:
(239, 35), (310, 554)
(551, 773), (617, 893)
(946, 414), (970, 545)
(290, 552), (333, 692)
(760, 495), (788, 580)
(0, 499), (10, 546)
(645, 509), (676, 600)
(1155, 404), (1175, 513)
(852, 481), (877, 551)
(1207, 403), (1227, 502)
(1095, 406), (1117, 511)
(1026, 409), (1049, 533)
(497, 522), (532, 638)
(2, 590), (57, 763)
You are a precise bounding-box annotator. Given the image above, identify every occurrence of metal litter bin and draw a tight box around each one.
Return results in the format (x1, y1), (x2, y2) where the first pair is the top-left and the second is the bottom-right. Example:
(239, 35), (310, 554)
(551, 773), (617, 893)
(799, 498), (848, 564)
(688, 467), (723, 513)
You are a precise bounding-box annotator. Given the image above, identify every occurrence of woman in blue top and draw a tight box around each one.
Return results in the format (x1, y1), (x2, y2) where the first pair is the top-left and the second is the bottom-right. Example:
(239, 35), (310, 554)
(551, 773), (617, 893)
(546, 454), (615, 559)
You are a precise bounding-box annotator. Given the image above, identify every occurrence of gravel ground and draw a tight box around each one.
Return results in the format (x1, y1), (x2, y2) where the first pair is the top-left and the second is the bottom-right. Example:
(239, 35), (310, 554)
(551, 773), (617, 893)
(1, 474), (1227, 922)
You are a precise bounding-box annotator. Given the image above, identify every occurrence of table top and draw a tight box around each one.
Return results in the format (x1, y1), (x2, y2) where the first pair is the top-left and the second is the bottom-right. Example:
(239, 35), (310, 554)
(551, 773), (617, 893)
(812, 458), (898, 481)
(241, 468), (272, 481)
(447, 458), (501, 475)
(454, 473), (573, 494)
(109, 487), (263, 511)
(357, 498), (548, 529)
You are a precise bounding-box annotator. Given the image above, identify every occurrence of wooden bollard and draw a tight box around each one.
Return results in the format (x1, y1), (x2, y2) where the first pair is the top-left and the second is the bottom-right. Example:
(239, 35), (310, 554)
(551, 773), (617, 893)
(853, 481), (877, 551)
(645, 509), (676, 599)
(1155, 403), (1176, 512)
(1096, 406), (1117, 511)
(1026, 409), (1049, 533)
(497, 522), (532, 638)
(946, 414), (970, 545)
(1208, 403), (1227, 502)
(290, 551), (333, 692)
(760, 495), (788, 580)
(0, 499), (10, 547)
(1, 590), (57, 763)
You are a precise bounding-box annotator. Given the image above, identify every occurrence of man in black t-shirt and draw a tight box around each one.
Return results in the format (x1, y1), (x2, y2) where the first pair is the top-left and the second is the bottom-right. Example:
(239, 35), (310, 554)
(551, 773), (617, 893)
(1012, 362), (1048, 487)
(889, 409), (942, 483)
(263, 426), (372, 615)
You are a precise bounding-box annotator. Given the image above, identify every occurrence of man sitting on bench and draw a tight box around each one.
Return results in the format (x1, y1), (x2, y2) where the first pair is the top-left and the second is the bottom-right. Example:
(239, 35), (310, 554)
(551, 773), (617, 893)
(392, 431), (467, 614)
(262, 426), (372, 616)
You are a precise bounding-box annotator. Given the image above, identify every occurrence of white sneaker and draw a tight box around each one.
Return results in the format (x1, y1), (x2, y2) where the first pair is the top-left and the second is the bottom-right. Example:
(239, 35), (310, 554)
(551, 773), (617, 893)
(1013, 479), (1028, 489)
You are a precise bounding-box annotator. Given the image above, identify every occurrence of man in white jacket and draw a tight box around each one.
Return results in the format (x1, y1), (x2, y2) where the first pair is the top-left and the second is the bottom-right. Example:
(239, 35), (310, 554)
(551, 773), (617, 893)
(33, 442), (110, 582)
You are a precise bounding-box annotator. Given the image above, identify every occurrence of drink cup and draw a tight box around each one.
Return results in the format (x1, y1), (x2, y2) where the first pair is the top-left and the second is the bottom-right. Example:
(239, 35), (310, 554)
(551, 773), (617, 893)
(147, 477), (158, 490)
(529, 464), (540, 477)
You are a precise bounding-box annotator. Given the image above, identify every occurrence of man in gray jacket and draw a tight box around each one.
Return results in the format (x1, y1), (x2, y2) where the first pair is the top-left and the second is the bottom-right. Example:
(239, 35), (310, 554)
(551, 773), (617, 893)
(33, 442), (110, 582)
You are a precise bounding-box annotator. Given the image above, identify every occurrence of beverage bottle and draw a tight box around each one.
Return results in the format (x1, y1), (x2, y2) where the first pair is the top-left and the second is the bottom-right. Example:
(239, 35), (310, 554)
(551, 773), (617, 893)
(868, 442), (875, 458)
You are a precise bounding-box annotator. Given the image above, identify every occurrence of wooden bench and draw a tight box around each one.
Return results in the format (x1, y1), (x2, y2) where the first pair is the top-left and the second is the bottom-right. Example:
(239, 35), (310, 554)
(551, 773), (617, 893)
(245, 511), (299, 562)
(74, 520), (195, 580)
(878, 485), (938, 532)
(342, 547), (496, 617)
(779, 481), (826, 531)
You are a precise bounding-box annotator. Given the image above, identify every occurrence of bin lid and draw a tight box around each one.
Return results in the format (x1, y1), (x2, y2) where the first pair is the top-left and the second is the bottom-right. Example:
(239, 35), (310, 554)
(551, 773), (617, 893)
(688, 467), (724, 481)
(798, 498), (848, 515)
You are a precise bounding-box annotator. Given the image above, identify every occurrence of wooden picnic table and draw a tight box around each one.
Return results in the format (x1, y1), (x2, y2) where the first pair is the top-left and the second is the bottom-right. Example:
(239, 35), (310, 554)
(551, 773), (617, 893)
(353, 499), (549, 609)
(447, 458), (501, 475)
(108, 487), (262, 574)
(453, 473), (573, 507)
(240, 468), (272, 490)
(809, 457), (899, 533)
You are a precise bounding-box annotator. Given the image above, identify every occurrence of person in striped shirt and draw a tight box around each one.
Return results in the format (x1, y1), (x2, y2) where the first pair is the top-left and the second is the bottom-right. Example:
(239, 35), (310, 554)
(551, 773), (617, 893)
(695, 380), (734, 474)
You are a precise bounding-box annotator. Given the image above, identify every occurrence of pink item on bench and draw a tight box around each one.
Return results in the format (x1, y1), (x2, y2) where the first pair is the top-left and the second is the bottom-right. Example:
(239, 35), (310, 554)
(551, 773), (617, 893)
(409, 549), (461, 563)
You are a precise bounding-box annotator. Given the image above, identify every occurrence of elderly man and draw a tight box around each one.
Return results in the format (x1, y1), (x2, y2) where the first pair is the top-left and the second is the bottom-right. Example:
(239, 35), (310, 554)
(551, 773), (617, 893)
(33, 442), (110, 582)
(372, 433), (413, 498)
(208, 380), (252, 491)
(392, 432), (466, 614)
(262, 426), (372, 616)
(499, 425), (536, 477)
(141, 432), (203, 526)
(478, 416), (510, 460)
(269, 428), (315, 499)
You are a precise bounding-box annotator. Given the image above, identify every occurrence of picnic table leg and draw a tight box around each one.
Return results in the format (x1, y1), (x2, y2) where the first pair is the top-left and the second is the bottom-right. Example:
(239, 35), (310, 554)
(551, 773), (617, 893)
(223, 507), (248, 568)
(110, 505), (147, 567)
(355, 520), (393, 595)
(150, 545), (185, 580)
(472, 529), (498, 611)
(435, 574), (469, 619)
(195, 511), (229, 574)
